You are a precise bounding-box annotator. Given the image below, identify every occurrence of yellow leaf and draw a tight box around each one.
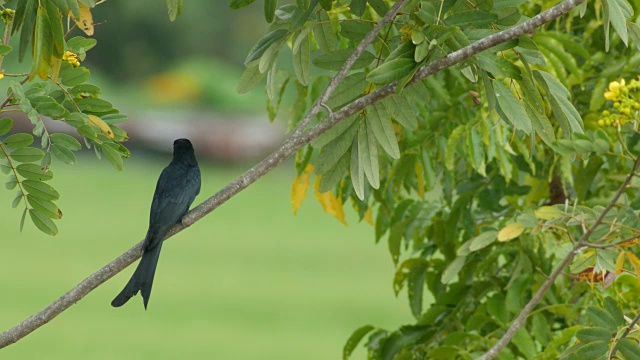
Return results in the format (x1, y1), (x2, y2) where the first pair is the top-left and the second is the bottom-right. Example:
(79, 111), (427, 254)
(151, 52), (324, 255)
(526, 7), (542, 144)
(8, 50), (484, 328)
(619, 238), (640, 248)
(291, 164), (312, 215)
(87, 114), (114, 139)
(616, 251), (626, 275)
(534, 206), (563, 220)
(72, 3), (94, 36)
(364, 207), (374, 226)
(415, 160), (425, 199)
(314, 176), (347, 225)
(627, 252), (640, 283)
(497, 222), (525, 242)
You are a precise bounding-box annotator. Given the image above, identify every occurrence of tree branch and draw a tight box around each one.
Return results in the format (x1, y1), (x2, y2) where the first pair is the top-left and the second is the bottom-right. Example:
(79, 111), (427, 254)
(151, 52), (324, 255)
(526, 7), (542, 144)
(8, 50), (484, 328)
(478, 151), (640, 360)
(290, 0), (407, 136)
(0, 0), (586, 350)
(610, 312), (640, 359)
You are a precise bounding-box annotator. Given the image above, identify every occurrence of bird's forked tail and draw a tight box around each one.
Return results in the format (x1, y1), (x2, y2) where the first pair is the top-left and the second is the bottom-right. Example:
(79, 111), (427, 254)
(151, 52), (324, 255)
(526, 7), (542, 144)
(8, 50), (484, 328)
(111, 241), (163, 309)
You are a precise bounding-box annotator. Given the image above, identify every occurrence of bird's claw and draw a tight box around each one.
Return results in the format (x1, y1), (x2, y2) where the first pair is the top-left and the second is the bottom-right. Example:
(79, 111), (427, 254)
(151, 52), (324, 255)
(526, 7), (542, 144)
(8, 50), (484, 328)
(320, 103), (333, 117)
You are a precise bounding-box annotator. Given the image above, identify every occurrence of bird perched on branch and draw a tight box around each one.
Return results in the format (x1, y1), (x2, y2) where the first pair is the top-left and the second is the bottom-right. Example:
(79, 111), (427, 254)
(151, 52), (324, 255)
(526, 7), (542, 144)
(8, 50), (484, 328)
(112, 138), (201, 309)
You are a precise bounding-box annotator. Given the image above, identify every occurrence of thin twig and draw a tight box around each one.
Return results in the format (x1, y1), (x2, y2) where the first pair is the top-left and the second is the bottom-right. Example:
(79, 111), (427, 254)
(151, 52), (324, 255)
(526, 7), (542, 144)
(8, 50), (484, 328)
(478, 151), (640, 360)
(290, 0), (407, 136)
(609, 312), (640, 359)
(0, 0), (586, 350)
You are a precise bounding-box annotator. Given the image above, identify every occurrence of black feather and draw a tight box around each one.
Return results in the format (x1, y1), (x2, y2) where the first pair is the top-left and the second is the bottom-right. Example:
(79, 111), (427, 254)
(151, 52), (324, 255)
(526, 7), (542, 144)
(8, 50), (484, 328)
(112, 138), (201, 309)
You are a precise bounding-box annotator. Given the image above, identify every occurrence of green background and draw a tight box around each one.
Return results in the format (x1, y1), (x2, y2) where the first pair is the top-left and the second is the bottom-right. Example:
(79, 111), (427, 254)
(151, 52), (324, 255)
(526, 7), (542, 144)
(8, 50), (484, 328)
(0, 155), (411, 359)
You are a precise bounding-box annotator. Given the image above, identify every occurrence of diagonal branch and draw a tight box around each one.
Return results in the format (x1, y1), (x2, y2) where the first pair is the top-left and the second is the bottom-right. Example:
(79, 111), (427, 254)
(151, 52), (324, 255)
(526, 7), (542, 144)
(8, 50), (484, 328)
(478, 151), (640, 360)
(0, 0), (586, 350)
(290, 0), (407, 136)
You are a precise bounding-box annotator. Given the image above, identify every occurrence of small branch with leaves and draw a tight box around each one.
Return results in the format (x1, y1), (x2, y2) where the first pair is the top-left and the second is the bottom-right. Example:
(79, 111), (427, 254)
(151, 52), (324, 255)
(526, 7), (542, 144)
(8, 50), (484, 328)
(0, 0), (587, 350)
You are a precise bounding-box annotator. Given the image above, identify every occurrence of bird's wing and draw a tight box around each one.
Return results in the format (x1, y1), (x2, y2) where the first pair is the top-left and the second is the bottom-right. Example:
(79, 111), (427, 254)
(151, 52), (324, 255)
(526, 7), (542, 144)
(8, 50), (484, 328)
(146, 165), (200, 246)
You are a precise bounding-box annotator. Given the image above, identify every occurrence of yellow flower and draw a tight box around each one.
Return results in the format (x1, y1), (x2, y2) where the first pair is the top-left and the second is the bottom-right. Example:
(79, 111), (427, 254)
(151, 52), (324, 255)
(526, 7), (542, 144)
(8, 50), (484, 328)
(62, 51), (80, 68)
(609, 81), (621, 92)
(604, 91), (617, 101)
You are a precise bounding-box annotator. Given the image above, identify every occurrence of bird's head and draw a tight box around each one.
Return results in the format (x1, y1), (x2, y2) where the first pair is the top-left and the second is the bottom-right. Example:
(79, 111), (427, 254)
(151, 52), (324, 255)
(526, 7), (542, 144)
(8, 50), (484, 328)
(173, 138), (195, 156)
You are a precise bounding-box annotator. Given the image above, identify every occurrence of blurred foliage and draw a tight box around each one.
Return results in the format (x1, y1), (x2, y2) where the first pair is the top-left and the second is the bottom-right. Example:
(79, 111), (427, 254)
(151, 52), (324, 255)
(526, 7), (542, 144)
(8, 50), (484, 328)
(235, 0), (640, 358)
(0, 0), (134, 235)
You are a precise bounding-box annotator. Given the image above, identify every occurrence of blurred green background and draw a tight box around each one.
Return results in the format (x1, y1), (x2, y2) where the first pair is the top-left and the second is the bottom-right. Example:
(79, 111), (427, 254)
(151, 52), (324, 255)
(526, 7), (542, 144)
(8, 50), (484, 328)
(0, 1), (412, 359)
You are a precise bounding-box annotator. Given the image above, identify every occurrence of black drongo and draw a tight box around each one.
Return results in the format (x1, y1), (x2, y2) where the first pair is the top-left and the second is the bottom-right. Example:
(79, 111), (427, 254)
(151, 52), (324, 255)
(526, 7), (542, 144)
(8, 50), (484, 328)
(111, 138), (201, 309)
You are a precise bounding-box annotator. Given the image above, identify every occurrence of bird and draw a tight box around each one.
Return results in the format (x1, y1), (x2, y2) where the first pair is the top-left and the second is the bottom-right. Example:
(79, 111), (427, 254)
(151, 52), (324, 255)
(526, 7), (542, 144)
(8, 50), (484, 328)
(111, 138), (201, 309)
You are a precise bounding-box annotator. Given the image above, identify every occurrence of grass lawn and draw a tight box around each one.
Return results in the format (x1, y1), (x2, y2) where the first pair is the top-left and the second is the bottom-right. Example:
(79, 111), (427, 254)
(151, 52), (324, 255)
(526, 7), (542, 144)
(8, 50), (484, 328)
(0, 153), (412, 359)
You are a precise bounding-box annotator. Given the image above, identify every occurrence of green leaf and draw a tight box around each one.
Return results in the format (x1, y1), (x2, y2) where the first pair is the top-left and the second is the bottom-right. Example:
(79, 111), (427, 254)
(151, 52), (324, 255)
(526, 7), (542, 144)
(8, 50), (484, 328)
(66, 36), (97, 54)
(102, 143), (124, 171)
(27, 195), (61, 219)
(16, 164), (53, 181)
(442, 256), (466, 284)
(586, 306), (618, 332)
(0, 45), (12, 57)
(628, 22), (640, 51)
(244, 29), (288, 65)
(512, 328), (537, 359)
(446, 10), (497, 27)
(393, 258), (429, 296)
(367, 0), (388, 16)
(311, 115), (358, 148)
(358, 117), (379, 189)
(407, 260), (426, 319)
(326, 72), (367, 109)
(264, 0), (277, 22)
(29, 208), (58, 236)
(468, 230), (498, 252)
(315, 120), (358, 174)
(101, 113), (128, 125)
(44, 0), (64, 58)
(166, 0), (184, 21)
(493, 80), (532, 134)
(30, 7), (53, 80)
(51, 143), (77, 165)
(313, 10), (334, 52)
(237, 60), (268, 94)
(393, 95), (418, 130)
(605, 0), (631, 46)
(50, 133), (82, 151)
(59, 66), (90, 87)
(36, 102), (66, 119)
(319, 0), (332, 10)
(343, 325), (375, 360)
(603, 297), (625, 327)
(5, 175), (17, 190)
(12, 191), (23, 208)
(350, 139), (364, 200)
(10, 147), (45, 163)
(312, 49), (375, 70)
(576, 327), (614, 343)
(66, 0), (81, 19)
(77, 98), (113, 113)
(23, 180), (60, 200)
(340, 20), (371, 41)
(367, 58), (416, 85)
(17, 0), (38, 62)
(534, 70), (583, 136)
(79, 0), (96, 7)
(618, 338), (640, 360)
(574, 340), (609, 359)
(229, 0), (257, 9)
(318, 151), (349, 192)
(445, 125), (465, 171)
(388, 222), (403, 266)
(0, 117), (13, 136)
(292, 33), (310, 86)
(50, 0), (70, 16)
(524, 102), (555, 146)
(366, 104), (400, 159)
